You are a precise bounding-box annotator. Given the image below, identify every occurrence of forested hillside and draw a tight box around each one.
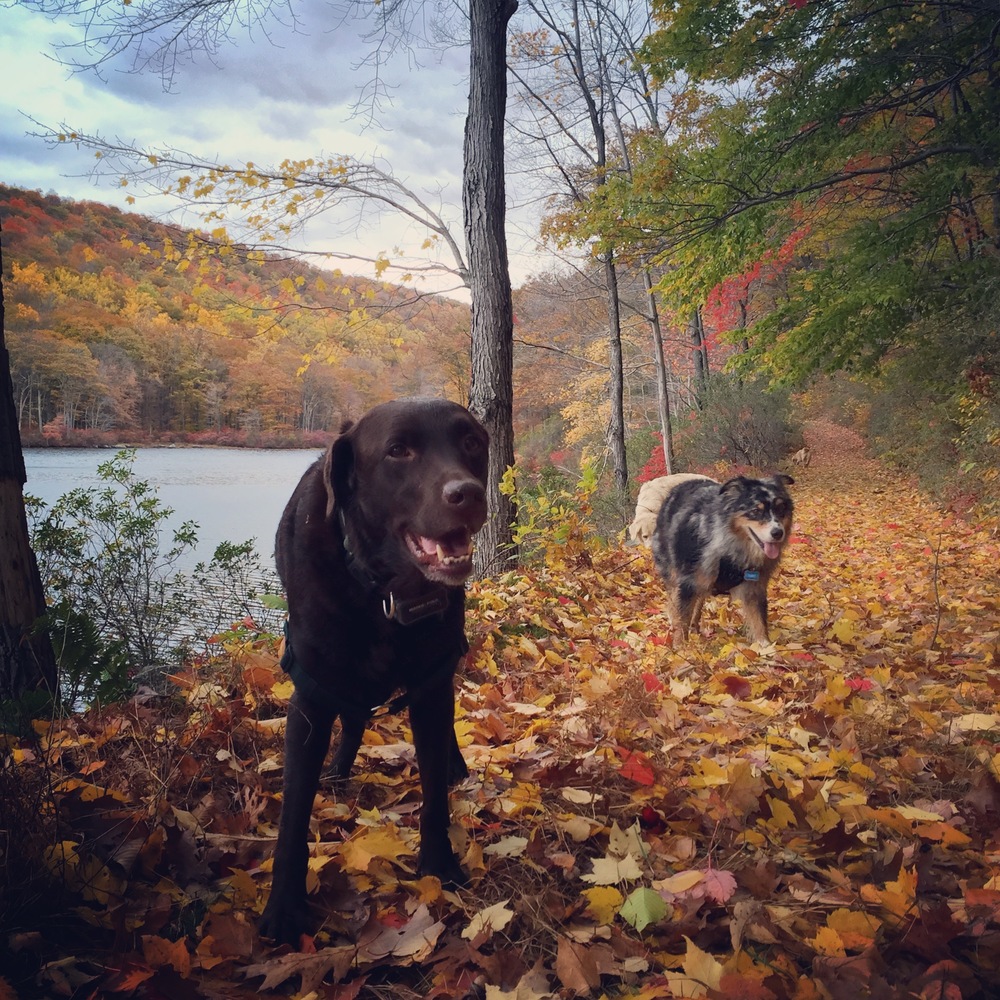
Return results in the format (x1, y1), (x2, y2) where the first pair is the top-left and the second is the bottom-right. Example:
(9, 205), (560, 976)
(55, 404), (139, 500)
(1, 184), (725, 474)
(1, 185), (474, 445)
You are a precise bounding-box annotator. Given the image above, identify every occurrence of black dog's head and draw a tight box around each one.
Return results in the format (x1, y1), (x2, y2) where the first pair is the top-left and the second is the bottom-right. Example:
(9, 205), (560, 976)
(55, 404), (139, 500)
(720, 474), (795, 562)
(324, 398), (489, 587)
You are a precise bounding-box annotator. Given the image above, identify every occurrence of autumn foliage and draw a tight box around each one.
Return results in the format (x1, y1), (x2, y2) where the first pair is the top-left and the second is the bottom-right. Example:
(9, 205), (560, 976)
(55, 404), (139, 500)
(4, 422), (1000, 999)
(0, 185), (473, 444)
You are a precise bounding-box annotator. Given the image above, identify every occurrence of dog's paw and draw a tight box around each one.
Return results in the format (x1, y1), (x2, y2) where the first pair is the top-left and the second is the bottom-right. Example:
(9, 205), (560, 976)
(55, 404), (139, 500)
(259, 894), (314, 948)
(418, 846), (468, 889)
(448, 752), (469, 787)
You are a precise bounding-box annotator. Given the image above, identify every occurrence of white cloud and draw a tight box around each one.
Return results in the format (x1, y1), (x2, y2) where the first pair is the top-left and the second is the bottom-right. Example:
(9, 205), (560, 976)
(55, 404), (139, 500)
(1, 2), (547, 297)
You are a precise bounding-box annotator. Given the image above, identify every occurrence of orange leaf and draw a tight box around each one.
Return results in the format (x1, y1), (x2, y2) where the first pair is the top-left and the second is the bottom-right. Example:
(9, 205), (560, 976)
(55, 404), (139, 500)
(555, 938), (614, 993)
(141, 934), (191, 977)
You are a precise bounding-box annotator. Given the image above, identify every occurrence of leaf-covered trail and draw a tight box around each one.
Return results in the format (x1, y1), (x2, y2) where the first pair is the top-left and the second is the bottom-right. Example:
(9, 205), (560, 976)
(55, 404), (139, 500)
(441, 417), (1000, 997)
(10, 424), (1000, 999)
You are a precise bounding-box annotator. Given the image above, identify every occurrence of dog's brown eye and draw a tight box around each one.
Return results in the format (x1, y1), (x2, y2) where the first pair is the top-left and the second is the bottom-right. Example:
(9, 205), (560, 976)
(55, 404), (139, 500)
(464, 434), (483, 454)
(387, 443), (413, 460)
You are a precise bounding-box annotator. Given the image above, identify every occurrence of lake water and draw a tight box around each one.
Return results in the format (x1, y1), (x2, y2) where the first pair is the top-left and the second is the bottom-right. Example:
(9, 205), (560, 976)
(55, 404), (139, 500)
(22, 446), (324, 572)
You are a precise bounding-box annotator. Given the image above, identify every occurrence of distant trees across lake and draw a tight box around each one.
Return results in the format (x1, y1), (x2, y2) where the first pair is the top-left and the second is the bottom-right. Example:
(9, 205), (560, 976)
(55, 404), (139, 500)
(2, 186), (473, 446)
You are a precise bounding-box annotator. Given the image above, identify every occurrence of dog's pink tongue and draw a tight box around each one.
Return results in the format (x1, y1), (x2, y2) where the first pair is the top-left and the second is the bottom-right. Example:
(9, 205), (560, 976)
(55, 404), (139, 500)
(417, 535), (468, 559)
(416, 537), (436, 555)
(763, 541), (781, 560)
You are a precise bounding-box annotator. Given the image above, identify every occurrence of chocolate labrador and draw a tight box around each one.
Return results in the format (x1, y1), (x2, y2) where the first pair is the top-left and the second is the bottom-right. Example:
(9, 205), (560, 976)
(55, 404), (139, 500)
(259, 398), (489, 946)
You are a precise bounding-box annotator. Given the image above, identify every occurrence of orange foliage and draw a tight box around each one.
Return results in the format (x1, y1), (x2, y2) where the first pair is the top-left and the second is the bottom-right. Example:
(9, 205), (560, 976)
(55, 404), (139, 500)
(1, 184), (472, 442)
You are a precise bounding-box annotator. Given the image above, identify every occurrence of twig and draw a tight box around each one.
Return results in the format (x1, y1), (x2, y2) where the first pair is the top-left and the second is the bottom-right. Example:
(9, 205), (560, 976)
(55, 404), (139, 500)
(929, 533), (943, 649)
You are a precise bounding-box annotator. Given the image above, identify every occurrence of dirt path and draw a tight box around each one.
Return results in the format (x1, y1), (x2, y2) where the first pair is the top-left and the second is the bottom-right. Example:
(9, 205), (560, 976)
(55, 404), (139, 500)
(801, 417), (908, 491)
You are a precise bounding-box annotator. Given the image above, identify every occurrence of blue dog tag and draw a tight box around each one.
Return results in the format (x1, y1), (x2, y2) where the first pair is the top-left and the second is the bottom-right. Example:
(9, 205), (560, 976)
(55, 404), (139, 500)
(744, 569), (760, 582)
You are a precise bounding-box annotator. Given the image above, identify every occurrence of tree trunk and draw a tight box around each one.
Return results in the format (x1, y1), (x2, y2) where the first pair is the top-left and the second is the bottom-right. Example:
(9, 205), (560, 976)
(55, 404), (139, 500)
(602, 251), (628, 498)
(465, 0), (519, 578)
(690, 306), (709, 407)
(642, 267), (674, 476)
(0, 221), (58, 701)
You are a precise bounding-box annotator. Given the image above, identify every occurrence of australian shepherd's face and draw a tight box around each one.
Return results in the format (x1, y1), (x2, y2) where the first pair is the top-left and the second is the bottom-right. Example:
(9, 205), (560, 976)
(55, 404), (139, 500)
(720, 476), (794, 563)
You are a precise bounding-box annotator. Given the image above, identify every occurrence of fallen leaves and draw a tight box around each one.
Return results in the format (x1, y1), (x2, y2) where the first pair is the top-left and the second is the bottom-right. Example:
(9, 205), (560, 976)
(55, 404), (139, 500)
(7, 422), (1000, 997)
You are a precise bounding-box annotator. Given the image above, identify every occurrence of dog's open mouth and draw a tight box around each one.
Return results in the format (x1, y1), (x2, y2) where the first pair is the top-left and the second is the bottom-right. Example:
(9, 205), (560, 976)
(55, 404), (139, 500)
(406, 530), (475, 582)
(748, 528), (783, 561)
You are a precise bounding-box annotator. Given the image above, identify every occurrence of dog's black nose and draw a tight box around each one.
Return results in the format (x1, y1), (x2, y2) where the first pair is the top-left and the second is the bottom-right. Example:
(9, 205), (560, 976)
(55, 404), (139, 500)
(770, 526), (785, 540)
(443, 479), (486, 509)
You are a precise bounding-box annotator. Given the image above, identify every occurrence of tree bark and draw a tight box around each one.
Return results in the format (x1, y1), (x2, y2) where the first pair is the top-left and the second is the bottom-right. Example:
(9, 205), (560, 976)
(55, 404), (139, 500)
(642, 267), (674, 476)
(602, 251), (628, 498)
(0, 220), (58, 701)
(465, 0), (519, 578)
(690, 306), (709, 407)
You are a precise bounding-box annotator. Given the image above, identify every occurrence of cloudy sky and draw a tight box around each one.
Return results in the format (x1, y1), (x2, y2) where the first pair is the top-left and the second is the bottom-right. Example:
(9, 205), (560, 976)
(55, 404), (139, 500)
(1, 1), (546, 298)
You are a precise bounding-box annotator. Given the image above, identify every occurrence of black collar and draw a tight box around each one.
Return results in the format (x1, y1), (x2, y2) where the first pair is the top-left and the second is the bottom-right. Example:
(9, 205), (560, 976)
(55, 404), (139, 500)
(337, 508), (450, 626)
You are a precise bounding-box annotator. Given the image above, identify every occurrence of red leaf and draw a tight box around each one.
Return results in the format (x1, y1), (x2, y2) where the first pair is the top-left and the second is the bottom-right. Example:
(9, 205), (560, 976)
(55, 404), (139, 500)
(620, 751), (656, 786)
(639, 806), (667, 834)
(846, 677), (874, 692)
(720, 674), (752, 699)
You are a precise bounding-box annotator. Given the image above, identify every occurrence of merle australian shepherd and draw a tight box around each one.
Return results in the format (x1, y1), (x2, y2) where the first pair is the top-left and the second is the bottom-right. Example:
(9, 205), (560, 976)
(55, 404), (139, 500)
(651, 474), (795, 643)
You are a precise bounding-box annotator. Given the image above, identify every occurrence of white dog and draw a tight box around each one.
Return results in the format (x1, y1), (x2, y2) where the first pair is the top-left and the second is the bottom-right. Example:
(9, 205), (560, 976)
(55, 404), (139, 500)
(627, 473), (714, 547)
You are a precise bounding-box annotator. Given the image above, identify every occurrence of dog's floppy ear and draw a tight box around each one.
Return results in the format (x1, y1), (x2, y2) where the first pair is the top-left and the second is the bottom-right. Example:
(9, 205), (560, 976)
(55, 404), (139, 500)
(720, 476), (750, 496)
(323, 425), (356, 520)
(772, 473), (795, 488)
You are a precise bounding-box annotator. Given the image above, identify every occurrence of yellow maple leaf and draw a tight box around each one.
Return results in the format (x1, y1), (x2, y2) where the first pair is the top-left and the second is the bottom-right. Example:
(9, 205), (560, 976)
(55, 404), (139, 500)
(827, 907), (880, 947)
(860, 867), (917, 923)
(270, 680), (294, 702)
(142, 934), (192, 976)
(765, 795), (796, 830)
(653, 870), (704, 895)
(804, 797), (841, 834)
(810, 925), (846, 957)
(338, 826), (413, 872)
(689, 758), (730, 788)
(221, 868), (258, 909)
(831, 619), (857, 644)
(582, 886), (624, 924)
(676, 936), (723, 994)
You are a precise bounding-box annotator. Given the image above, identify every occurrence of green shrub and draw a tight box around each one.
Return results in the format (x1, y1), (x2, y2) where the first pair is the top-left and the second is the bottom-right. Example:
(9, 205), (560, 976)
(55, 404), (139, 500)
(673, 374), (796, 471)
(185, 540), (284, 647)
(27, 451), (285, 707)
(28, 450), (197, 696)
(501, 463), (605, 565)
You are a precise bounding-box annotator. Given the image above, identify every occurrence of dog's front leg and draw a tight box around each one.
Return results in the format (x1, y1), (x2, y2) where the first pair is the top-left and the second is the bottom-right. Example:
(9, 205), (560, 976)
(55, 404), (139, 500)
(735, 582), (770, 643)
(409, 676), (468, 888)
(260, 691), (336, 946)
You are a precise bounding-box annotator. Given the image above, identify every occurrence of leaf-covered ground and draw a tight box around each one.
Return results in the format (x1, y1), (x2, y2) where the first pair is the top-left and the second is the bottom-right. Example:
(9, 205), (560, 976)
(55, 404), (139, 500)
(6, 421), (1000, 999)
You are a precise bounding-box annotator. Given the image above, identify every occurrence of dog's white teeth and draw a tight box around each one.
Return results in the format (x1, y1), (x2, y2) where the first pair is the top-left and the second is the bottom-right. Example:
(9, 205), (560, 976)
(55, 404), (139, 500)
(437, 545), (473, 566)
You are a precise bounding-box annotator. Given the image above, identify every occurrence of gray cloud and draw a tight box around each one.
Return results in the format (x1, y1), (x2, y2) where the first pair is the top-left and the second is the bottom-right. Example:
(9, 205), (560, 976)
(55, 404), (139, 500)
(1, 2), (543, 291)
